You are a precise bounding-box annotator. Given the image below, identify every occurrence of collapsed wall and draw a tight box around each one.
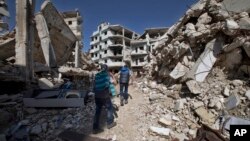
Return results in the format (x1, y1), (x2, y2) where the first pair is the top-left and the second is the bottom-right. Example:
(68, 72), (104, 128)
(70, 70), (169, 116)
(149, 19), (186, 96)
(150, 0), (250, 84)
(136, 0), (250, 140)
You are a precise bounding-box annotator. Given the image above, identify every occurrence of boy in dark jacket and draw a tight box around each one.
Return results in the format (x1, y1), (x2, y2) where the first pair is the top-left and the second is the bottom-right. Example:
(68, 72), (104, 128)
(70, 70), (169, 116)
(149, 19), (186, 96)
(93, 64), (116, 134)
(119, 64), (132, 106)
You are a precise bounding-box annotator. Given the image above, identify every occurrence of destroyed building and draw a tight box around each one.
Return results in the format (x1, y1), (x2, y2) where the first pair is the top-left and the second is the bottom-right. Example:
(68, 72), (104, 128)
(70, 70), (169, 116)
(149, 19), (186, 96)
(62, 10), (83, 68)
(89, 22), (139, 72)
(130, 27), (168, 71)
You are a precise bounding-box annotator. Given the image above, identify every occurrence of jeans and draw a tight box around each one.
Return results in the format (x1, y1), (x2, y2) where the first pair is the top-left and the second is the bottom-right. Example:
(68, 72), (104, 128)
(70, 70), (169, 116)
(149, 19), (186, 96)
(120, 83), (129, 100)
(93, 98), (114, 129)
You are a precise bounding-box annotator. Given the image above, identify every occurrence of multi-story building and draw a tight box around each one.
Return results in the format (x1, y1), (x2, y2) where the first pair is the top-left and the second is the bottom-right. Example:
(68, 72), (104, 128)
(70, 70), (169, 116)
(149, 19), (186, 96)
(130, 27), (168, 71)
(90, 22), (139, 72)
(62, 10), (83, 68)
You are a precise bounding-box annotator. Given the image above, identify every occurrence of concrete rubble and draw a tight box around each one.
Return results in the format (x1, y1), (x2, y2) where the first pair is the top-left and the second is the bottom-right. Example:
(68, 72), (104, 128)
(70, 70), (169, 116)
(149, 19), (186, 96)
(1, 0), (250, 140)
(0, 1), (96, 141)
(135, 0), (250, 140)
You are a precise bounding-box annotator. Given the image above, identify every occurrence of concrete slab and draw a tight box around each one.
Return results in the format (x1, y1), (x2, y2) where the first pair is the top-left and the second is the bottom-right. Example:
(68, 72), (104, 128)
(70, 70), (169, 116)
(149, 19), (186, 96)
(222, 0), (250, 13)
(224, 116), (250, 130)
(186, 80), (201, 94)
(195, 107), (215, 123)
(187, 37), (223, 82)
(169, 62), (189, 79)
(224, 93), (241, 110)
(239, 17), (250, 30)
(149, 126), (171, 137)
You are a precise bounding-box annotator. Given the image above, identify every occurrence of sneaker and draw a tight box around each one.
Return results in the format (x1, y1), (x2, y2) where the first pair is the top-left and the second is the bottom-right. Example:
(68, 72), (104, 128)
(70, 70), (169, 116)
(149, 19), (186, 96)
(92, 128), (104, 134)
(120, 100), (124, 106)
(124, 99), (128, 104)
(107, 122), (117, 129)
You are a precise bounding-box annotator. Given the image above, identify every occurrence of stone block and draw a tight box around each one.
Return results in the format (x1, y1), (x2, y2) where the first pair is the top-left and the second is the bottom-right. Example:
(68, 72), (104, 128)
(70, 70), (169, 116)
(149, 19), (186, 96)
(159, 117), (172, 126)
(169, 62), (189, 80)
(245, 90), (250, 100)
(186, 80), (201, 94)
(225, 93), (241, 110)
(239, 17), (250, 30)
(195, 107), (215, 123)
(187, 37), (223, 82)
(149, 126), (171, 137)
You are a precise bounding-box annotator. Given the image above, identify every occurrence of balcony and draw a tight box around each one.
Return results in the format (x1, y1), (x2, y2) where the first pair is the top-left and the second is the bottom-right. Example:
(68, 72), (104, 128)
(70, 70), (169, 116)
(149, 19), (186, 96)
(108, 62), (124, 68)
(131, 50), (148, 56)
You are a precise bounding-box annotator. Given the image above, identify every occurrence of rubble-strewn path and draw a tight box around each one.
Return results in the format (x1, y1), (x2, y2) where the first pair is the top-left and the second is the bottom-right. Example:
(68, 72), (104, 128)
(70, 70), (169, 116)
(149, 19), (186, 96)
(92, 85), (151, 141)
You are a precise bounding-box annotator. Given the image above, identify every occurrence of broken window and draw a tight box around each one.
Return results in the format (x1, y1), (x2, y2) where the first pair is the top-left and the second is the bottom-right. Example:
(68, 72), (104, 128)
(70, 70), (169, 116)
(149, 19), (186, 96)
(91, 46), (94, 49)
(136, 48), (138, 53)
(100, 54), (102, 58)
(139, 58), (144, 62)
(104, 59), (107, 63)
(104, 50), (107, 54)
(104, 31), (107, 35)
(100, 45), (102, 50)
(91, 37), (94, 41)
(91, 53), (94, 57)
(148, 46), (151, 52)
(95, 53), (97, 57)
(105, 41), (107, 45)
(68, 21), (72, 25)
(95, 37), (97, 40)
(139, 46), (144, 50)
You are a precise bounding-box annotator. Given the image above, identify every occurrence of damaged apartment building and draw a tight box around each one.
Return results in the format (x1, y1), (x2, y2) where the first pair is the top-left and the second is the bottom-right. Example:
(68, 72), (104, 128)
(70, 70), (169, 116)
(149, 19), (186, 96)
(89, 22), (168, 72)
(89, 22), (139, 72)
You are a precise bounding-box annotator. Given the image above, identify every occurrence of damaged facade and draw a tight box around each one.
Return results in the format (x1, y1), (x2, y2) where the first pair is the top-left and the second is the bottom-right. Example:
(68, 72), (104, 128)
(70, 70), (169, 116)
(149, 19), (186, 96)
(89, 22), (139, 71)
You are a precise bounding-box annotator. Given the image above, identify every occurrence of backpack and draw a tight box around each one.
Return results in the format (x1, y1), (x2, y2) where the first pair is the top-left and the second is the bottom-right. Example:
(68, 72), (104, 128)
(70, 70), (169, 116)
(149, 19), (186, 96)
(119, 67), (130, 84)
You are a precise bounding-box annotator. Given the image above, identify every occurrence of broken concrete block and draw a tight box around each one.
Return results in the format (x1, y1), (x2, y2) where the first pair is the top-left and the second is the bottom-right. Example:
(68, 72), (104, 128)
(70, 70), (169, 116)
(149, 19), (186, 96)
(245, 90), (250, 100)
(186, 80), (201, 94)
(197, 13), (212, 25)
(38, 78), (54, 89)
(238, 65), (250, 76)
(221, 48), (242, 69)
(223, 36), (245, 52)
(187, 37), (223, 82)
(174, 99), (186, 111)
(149, 126), (171, 137)
(239, 17), (250, 30)
(223, 19), (239, 35)
(243, 41), (250, 57)
(169, 62), (189, 80)
(30, 125), (42, 135)
(232, 79), (244, 86)
(186, 0), (206, 17)
(159, 117), (172, 126)
(222, 0), (250, 13)
(225, 93), (241, 110)
(172, 115), (180, 121)
(223, 86), (230, 97)
(173, 133), (189, 141)
(184, 23), (196, 37)
(195, 107), (215, 123)
(192, 101), (204, 109)
(224, 116), (250, 130)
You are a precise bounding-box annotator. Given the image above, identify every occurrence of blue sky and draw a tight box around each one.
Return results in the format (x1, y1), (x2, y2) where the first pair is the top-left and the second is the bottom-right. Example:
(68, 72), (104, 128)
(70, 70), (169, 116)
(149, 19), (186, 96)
(7, 0), (196, 52)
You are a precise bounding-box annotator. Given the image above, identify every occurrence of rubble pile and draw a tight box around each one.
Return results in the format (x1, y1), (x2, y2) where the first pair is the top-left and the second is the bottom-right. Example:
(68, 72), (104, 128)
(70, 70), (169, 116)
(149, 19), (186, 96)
(150, 0), (250, 84)
(136, 0), (250, 139)
(0, 100), (95, 141)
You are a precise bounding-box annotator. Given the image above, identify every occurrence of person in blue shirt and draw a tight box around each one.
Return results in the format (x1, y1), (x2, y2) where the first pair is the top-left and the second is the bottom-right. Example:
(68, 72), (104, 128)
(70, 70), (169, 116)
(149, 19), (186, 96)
(119, 64), (132, 106)
(93, 64), (116, 134)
